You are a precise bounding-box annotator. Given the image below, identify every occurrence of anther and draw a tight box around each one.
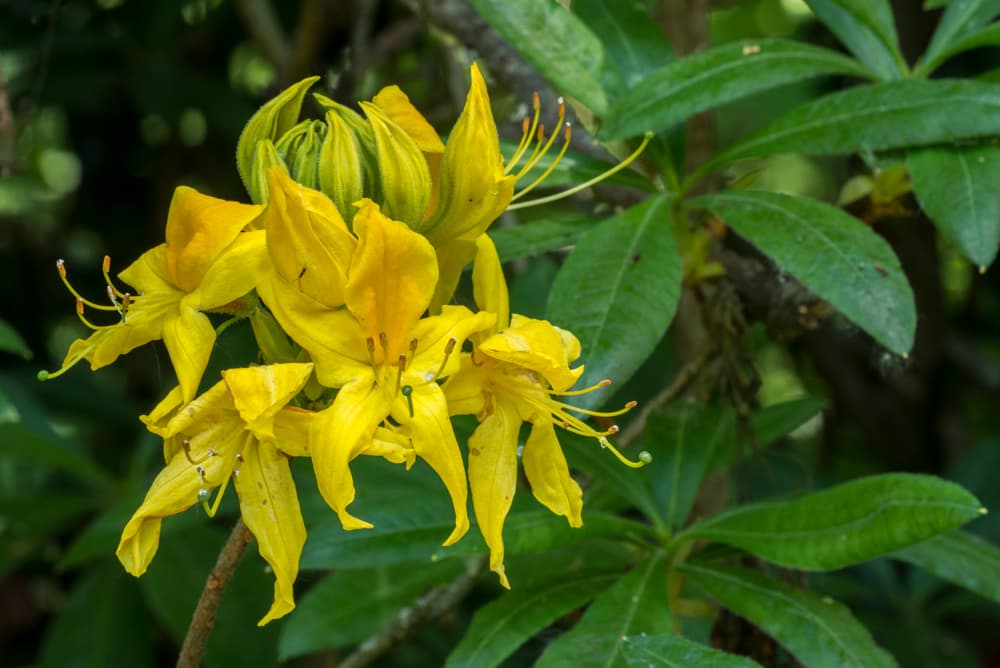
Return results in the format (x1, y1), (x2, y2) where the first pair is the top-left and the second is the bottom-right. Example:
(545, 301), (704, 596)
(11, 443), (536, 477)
(102, 255), (127, 299)
(57, 259), (118, 312)
(379, 332), (388, 351)
(235, 453), (243, 462)
(409, 337), (418, 355)
(366, 337), (377, 366)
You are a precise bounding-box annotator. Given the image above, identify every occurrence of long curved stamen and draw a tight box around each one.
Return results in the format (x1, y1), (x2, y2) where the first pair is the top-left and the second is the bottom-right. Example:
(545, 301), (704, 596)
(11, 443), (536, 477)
(511, 122), (572, 201)
(508, 132), (653, 211)
(57, 259), (118, 311)
(76, 299), (117, 331)
(548, 378), (612, 397)
(396, 353), (407, 394)
(556, 398), (637, 418)
(513, 97), (566, 182)
(102, 255), (128, 300)
(504, 93), (542, 175)
(432, 337), (458, 380)
(401, 384), (415, 418)
(599, 436), (647, 469)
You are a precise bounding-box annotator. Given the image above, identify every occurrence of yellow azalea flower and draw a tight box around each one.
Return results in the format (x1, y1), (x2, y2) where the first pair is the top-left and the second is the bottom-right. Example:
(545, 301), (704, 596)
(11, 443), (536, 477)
(43, 187), (265, 402)
(293, 199), (493, 543)
(117, 363), (313, 626)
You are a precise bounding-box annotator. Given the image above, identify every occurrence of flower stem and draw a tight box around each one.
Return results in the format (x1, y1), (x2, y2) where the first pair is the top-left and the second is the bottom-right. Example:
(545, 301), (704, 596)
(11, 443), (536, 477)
(176, 517), (252, 668)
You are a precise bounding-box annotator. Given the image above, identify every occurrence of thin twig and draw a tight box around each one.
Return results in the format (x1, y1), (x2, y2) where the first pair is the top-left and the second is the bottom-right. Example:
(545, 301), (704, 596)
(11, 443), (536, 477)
(176, 517), (253, 668)
(338, 554), (487, 668)
(0, 65), (14, 177)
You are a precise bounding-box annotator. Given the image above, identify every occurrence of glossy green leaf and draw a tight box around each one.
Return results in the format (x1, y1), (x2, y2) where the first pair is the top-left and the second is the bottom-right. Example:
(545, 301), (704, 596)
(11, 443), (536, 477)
(622, 635), (764, 668)
(547, 195), (681, 408)
(489, 218), (592, 262)
(0, 319), (31, 359)
(920, 0), (1000, 74)
(681, 562), (897, 668)
(693, 190), (915, 354)
(444, 572), (617, 668)
(804, 0), (905, 79)
(894, 530), (1000, 606)
(39, 562), (154, 668)
(469, 0), (608, 114)
(909, 143), (1000, 269)
(706, 80), (1000, 172)
(535, 552), (671, 668)
(600, 39), (874, 141)
(279, 559), (463, 660)
(680, 473), (984, 570)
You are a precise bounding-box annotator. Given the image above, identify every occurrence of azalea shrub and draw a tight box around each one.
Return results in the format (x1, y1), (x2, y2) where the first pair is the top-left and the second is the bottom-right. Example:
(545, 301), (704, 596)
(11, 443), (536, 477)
(5, 1), (1000, 667)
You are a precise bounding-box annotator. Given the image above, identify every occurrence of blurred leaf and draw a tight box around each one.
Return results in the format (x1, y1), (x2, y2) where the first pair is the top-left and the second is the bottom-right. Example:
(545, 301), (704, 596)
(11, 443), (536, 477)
(600, 39), (874, 141)
(682, 562), (897, 668)
(279, 559), (464, 660)
(909, 143), (1000, 269)
(622, 635), (764, 668)
(140, 524), (280, 668)
(39, 562), (154, 668)
(894, 530), (1000, 606)
(0, 422), (113, 488)
(0, 319), (31, 359)
(444, 571), (618, 668)
(547, 195), (681, 408)
(469, 0), (608, 114)
(535, 552), (671, 667)
(710, 397), (825, 473)
(920, 0), (1000, 74)
(639, 402), (731, 532)
(706, 80), (1000, 171)
(490, 218), (593, 262)
(694, 190), (915, 354)
(680, 473), (983, 570)
(804, 0), (905, 80)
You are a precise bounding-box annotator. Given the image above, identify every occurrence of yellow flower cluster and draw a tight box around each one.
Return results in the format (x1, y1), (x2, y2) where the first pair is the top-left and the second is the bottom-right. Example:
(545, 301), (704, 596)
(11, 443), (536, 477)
(43, 64), (645, 624)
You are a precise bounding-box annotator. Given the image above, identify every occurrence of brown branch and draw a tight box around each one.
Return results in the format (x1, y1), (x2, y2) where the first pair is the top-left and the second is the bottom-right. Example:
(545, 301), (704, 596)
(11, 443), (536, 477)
(176, 517), (253, 668)
(337, 554), (487, 668)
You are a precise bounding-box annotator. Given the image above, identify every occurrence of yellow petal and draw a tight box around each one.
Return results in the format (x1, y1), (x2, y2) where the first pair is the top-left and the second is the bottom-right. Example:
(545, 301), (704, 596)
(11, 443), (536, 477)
(442, 354), (489, 416)
(424, 63), (515, 245)
(193, 230), (268, 310)
(346, 200), (438, 362)
(118, 244), (177, 294)
(262, 168), (356, 308)
(467, 397), (520, 588)
(480, 315), (584, 392)
(222, 363), (314, 440)
(364, 426), (417, 467)
(472, 234), (509, 335)
(407, 305), (495, 381)
(234, 441), (306, 626)
(273, 406), (315, 457)
(310, 379), (391, 530)
(164, 186), (263, 292)
(429, 238), (477, 314)
(61, 295), (171, 373)
(360, 101), (432, 226)
(394, 383), (469, 546)
(372, 85), (445, 155)
(522, 420), (583, 527)
(162, 302), (216, 403)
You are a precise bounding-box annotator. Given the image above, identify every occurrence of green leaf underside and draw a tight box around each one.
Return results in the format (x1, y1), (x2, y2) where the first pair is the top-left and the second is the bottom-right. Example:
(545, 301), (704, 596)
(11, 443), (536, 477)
(278, 560), (464, 660)
(893, 529), (1000, 606)
(707, 80), (1000, 170)
(547, 195), (681, 410)
(469, 0), (608, 114)
(535, 552), (672, 667)
(622, 635), (764, 668)
(693, 190), (915, 354)
(909, 143), (1000, 269)
(444, 572), (618, 668)
(921, 0), (1000, 74)
(681, 561), (897, 668)
(490, 217), (594, 262)
(680, 473), (982, 570)
(804, 0), (904, 80)
(600, 39), (874, 140)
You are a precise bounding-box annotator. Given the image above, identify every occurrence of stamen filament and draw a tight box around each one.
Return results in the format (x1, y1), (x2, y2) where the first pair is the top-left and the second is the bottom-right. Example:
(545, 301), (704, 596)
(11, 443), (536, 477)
(401, 385), (414, 418)
(57, 260), (118, 311)
(508, 132), (653, 211)
(554, 398), (635, 418)
(514, 98), (566, 181)
(511, 122), (572, 201)
(504, 93), (542, 175)
(433, 337), (458, 380)
(76, 299), (116, 331)
(102, 255), (128, 299)
(548, 378), (612, 397)
(508, 116), (533, 169)
(599, 437), (647, 468)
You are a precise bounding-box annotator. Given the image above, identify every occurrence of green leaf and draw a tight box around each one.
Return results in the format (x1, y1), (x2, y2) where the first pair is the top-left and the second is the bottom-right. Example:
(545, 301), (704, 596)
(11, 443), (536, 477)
(535, 552), (671, 668)
(571, 0), (674, 93)
(709, 397), (825, 474)
(909, 143), (1000, 269)
(39, 562), (154, 668)
(0, 422), (113, 488)
(681, 562), (897, 668)
(804, 0), (905, 79)
(705, 80), (1000, 172)
(920, 0), (1000, 74)
(622, 635), (764, 668)
(490, 218), (593, 262)
(679, 473), (984, 570)
(444, 572), (618, 668)
(640, 401), (732, 531)
(693, 190), (915, 354)
(0, 319), (31, 359)
(600, 39), (874, 141)
(279, 559), (464, 660)
(547, 195), (681, 408)
(469, 0), (608, 114)
(894, 530), (1000, 606)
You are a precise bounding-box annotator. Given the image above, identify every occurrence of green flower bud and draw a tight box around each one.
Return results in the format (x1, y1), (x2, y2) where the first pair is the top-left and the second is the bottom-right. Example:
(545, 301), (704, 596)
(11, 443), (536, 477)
(360, 101), (432, 228)
(247, 139), (288, 206)
(314, 93), (381, 203)
(318, 110), (364, 220)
